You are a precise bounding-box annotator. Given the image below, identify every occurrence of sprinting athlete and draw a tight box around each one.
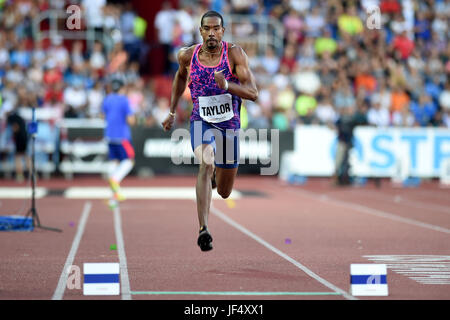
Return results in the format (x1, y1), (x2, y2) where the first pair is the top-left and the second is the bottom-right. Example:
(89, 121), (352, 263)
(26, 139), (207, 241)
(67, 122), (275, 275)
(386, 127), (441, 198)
(102, 79), (136, 208)
(162, 11), (258, 251)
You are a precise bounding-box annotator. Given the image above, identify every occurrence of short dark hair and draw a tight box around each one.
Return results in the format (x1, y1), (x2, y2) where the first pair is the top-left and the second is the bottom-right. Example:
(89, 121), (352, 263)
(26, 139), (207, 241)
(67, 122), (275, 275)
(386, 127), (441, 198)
(111, 79), (123, 92)
(201, 11), (224, 27)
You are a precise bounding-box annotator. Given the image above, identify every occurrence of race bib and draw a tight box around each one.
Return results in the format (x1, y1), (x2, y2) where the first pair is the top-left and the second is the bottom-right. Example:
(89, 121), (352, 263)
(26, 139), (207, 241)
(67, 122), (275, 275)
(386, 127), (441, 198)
(198, 93), (234, 123)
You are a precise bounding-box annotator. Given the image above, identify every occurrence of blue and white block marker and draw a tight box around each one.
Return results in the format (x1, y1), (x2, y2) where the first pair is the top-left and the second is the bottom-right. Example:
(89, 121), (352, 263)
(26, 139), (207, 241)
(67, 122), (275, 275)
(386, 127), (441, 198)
(83, 263), (120, 295)
(350, 264), (388, 296)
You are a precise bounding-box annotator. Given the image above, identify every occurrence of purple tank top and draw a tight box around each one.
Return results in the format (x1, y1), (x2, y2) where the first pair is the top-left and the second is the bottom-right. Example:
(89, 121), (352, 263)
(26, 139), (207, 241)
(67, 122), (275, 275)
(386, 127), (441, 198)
(188, 41), (241, 130)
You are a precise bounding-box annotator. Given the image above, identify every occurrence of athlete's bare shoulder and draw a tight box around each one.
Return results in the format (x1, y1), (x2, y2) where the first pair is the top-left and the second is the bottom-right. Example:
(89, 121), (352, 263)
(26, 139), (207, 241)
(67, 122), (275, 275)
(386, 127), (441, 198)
(227, 43), (248, 63)
(177, 45), (197, 67)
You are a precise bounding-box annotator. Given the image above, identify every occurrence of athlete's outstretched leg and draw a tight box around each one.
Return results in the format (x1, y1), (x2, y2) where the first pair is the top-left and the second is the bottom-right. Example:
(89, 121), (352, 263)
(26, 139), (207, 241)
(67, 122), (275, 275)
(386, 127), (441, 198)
(194, 143), (215, 251)
(215, 127), (239, 199)
(111, 159), (134, 184)
(108, 159), (134, 201)
(107, 140), (135, 204)
(194, 143), (215, 228)
(216, 167), (238, 199)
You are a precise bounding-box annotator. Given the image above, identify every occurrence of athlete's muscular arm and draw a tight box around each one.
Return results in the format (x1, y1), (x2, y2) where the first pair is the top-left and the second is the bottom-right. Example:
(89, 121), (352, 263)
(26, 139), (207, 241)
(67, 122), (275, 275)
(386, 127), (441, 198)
(162, 46), (193, 131)
(214, 45), (258, 101)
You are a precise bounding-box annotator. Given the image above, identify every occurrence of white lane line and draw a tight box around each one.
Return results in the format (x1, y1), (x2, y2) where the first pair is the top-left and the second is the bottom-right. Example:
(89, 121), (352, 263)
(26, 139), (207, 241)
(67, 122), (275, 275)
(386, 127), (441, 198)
(390, 197), (450, 215)
(113, 205), (131, 300)
(292, 189), (450, 235)
(352, 189), (450, 215)
(52, 201), (92, 300)
(210, 205), (357, 300)
(404, 188), (450, 202)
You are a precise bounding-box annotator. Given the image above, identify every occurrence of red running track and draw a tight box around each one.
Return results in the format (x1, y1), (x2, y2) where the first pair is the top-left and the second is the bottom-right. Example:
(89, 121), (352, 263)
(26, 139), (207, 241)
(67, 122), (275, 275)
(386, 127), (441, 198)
(0, 176), (449, 300)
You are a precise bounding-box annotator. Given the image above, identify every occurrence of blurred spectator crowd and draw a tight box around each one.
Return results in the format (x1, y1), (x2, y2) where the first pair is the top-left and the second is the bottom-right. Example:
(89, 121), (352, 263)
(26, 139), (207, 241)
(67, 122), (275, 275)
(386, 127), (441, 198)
(0, 0), (449, 136)
(0, 0), (156, 125)
(172, 0), (450, 130)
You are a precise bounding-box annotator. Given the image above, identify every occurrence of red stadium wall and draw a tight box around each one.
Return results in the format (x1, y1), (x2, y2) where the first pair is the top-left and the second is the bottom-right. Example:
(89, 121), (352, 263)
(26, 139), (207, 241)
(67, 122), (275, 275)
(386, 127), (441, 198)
(131, 0), (179, 75)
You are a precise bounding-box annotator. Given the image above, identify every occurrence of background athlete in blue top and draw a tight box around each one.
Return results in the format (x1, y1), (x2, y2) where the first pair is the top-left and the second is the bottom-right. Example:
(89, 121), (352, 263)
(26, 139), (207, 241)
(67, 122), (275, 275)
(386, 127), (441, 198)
(102, 79), (136, 207)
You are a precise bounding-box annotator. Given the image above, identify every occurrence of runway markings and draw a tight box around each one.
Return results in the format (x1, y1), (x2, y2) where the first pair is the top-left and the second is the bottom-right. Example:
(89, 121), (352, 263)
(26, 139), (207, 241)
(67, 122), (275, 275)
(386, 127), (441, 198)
(130, 291), (342, 296)
(364, 255), (450, 285)
(0, 187), (251, 200)
(292, 189), (450, 235)
(65, 187), (242, 200)
(0, 187), (47, 198)
(210, 205), (357, 300)
(349, 190), (450, 215)
(113, 206), (132, 300)
(52, 201), (92, 300)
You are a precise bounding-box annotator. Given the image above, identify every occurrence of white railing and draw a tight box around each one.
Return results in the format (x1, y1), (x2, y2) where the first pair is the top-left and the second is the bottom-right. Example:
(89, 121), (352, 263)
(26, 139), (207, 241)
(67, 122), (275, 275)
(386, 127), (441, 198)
(32, 10), (114, 52)
(224, 14), (284, 55)
(223, 14), (284, 56)
(32, 10), (284, 57)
